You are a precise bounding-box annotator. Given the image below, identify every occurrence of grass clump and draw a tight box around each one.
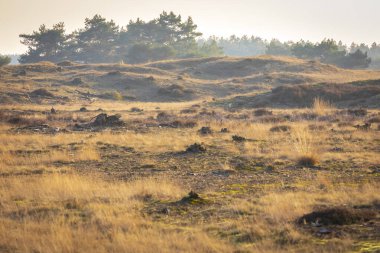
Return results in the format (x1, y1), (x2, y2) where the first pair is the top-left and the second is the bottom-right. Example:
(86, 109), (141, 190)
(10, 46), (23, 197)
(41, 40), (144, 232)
(290, 125), (321, 167)
(312, 97), (335, 116)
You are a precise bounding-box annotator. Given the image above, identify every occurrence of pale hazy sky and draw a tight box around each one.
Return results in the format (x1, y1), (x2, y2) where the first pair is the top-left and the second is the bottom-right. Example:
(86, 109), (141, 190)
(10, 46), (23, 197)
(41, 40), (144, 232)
(1, 0), (379, 54)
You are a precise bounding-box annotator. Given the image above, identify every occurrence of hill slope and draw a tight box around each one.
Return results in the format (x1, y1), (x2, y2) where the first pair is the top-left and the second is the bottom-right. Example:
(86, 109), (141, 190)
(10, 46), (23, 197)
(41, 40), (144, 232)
(1, 56), (380, 106)
(216, 79), (380, 109)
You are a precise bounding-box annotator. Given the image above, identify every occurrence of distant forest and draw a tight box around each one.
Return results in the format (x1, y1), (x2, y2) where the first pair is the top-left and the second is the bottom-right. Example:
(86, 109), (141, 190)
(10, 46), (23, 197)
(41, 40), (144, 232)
(5, 55), (20, 65)
(16, 11), (380, 69)
(204, 36), (380, 69)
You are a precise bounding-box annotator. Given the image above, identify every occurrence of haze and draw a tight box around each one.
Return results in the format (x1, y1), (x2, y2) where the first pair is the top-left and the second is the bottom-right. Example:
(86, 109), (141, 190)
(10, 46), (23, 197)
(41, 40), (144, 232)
(1, 0), (379, 54)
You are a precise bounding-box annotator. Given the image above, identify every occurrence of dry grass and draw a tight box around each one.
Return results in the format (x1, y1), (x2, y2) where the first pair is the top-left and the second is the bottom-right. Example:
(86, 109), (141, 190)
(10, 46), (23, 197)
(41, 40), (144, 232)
(226, 181), (380, 252)
(312, 97), (336, 116)
(0, 133), (100, 172)
(288, 124), (322, 166)
(0, 102), (379, 252)
(0, 174), (234, 253)
(0, 147), (99, 167)
(1, 55), (380, 252)
(258, 183), (379, 223)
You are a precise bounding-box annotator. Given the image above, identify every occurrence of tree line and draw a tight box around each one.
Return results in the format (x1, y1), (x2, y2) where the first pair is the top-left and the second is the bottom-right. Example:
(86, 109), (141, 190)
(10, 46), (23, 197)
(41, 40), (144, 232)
(16, 12), (379, 69)
(19, 12), (222, 64)
(203, 36), (378, 69)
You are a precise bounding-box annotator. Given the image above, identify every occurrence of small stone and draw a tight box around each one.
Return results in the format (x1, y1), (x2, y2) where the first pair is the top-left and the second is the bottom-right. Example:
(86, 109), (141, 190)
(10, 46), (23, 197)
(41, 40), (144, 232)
(318, 228), (331, 234)
(221, 128), (229, 133)
(232, 135), (246, 142)
(159, 207), (170, 215)
(198, 126), (212, 135)
(185, 143), (206, 153)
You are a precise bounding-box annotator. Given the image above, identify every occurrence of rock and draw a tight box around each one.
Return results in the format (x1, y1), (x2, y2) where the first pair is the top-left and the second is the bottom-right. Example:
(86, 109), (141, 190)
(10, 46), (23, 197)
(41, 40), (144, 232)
(254, 108), (273, 117)
(188, 191), (199, 199)
(180, 108), (197, 114)
(57, 60), (74, 66)
(180, 191), (201, 204)
(186, 143), (206, 153)
(130, 107), (143, 112)
(270, 125), (291, 132)
(178, 191), (207, 205)
(8, 117), (24, 125)
(70, 77), (83, 85)
(106, 71), (121, 76)
(354, 123), (371, 131)
(311, 220), (322, 227)
(13, 124), (62, 134)
(156, 112), (172, 121)
(212, 169), (235, 176)
(232, 135), (246, 142)
(79, 107), (88, 112)
(72, 113), (124, 130)
(92, 113), (122, 126)
(91, 113), (123, 127)
(347, 109), (367, 117)
(221, 128), (229, 133)
(30, 89), (54, 98)
(160, 120), (197, 128)
(330, 147), (344, 152)
(159, 207), (170, 215)
(318, 228), (331, 234)
(198, 126), (212, 135)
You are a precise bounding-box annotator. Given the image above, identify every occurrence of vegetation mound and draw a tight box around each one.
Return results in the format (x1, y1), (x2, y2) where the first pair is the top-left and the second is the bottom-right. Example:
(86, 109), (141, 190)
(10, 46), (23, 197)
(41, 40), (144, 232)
(219, 79), (380, 108)
(298, 207), (376, 226)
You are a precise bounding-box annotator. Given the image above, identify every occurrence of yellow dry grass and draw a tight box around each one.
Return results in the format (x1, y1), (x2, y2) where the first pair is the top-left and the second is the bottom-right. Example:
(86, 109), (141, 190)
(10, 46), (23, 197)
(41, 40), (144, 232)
(288, 124), (322, 166)
(0, 101), (379, 252)
(226, 180), (380, 252)
(0, 133), (100, 172)
(0, 173), (233, 253)
(312, 97), (336, 116)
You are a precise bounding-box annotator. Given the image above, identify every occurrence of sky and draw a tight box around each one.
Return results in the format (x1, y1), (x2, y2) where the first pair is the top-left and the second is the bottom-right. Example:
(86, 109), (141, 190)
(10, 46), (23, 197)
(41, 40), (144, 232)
(1, 0), (379, 54)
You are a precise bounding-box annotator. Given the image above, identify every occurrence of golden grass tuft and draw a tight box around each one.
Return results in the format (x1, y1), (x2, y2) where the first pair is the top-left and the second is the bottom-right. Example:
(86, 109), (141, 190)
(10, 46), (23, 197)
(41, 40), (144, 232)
(289, 124), (321, 166)
(312, 97), (335, 115)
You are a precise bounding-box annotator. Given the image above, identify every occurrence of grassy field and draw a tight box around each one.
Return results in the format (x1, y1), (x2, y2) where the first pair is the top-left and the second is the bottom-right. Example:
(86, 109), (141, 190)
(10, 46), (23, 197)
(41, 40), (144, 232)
(0, 57), (380, 252)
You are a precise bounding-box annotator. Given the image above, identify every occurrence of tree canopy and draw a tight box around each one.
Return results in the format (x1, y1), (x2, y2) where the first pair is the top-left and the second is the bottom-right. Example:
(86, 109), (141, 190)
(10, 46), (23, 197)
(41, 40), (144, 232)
(19, 12), (221, 64)
(17, 12), (378, 69)
(19, 23), (67, 63)
(0, 55), (11, 67)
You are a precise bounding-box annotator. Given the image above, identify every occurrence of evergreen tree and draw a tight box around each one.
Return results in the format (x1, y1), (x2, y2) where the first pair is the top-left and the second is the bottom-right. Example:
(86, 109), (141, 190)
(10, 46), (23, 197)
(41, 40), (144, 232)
(340, 49), (371, 69)
(0, 55), (11, 67)
(266, 39), (292, 56)
(19, 23), (67, 63)
(73, 15), (120, 63)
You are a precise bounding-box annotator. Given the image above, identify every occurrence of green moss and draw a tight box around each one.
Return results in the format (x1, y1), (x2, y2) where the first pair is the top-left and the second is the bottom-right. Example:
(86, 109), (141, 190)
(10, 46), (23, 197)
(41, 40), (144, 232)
(311, 238), (329, 245)
(355, 241), (380, 253)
